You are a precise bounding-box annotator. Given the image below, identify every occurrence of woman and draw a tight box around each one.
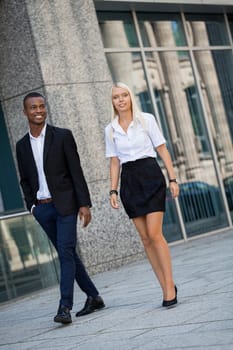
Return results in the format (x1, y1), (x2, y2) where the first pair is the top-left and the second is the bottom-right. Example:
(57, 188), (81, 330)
(105, 82), (179, 307)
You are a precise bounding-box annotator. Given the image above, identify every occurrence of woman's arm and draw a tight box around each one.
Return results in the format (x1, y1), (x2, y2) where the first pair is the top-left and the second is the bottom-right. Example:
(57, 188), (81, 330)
(109, 156), (121, 208)
(156, 144), (179, 198)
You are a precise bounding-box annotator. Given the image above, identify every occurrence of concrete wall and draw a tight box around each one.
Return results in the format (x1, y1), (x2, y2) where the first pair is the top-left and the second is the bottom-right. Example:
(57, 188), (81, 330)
(0, 0), (144, 274)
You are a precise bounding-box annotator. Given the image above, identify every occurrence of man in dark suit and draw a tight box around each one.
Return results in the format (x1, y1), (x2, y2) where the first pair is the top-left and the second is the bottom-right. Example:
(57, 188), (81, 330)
(16, 92), (105, 324)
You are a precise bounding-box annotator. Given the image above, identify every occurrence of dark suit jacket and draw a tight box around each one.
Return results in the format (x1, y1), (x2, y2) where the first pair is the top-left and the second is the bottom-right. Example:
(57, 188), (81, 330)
(16, 124), (92, 215)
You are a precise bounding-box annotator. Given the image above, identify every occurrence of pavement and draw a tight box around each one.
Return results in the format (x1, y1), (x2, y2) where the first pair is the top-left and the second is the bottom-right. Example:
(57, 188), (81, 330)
(1, 229), (233, 350)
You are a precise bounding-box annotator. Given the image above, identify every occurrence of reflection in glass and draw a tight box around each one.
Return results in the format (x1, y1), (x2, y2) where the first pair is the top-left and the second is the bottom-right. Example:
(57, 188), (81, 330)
(144, 50), (210, 179)
(185, 86), (210, 153)
(99, 11), (232, 237)
(223, 176), (233, 219)
(193, 49), (233, 170)
(210, 50), (233, 143)
(185, 14), (229, 46)
(193, 49), (233, 216)
(228, 14), (233, 38)
(97, 12), (138, 48)
(143, 49), (228, 233)
(0, 215), (58, 303)
(138, 12), (186, 47)
(178, 181), (225, 236)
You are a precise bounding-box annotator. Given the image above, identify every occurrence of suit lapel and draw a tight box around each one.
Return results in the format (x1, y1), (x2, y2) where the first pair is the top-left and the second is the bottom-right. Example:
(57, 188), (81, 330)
(25, 134), (37, 170)
(43, 124), (54, 164)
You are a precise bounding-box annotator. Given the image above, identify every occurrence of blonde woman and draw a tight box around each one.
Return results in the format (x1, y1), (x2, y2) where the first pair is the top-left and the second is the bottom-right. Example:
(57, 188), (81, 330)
(105, 82), (179, 307)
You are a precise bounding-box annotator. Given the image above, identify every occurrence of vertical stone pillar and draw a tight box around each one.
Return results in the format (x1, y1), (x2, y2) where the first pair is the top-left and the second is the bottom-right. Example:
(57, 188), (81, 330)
(23, 0), (111, 179)
(0, 0), (143, 273)
(155, 22), (201, 179)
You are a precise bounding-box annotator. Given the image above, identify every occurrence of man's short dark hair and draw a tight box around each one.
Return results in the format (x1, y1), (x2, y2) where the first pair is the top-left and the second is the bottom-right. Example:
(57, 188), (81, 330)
(23, 92), (45, 108)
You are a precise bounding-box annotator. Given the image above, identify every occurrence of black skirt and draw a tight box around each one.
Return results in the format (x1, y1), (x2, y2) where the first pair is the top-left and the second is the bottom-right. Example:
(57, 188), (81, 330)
(120, 157), (166, 219)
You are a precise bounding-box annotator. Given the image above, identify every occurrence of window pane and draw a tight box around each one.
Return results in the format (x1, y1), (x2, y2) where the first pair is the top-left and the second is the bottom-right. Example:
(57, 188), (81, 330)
(193, 49), (233, 218)
(228, 14), (233, 38)
(142, 50), (229, 235)
(0, 215), (58, 303)
(99, 11), (231, 237)
(97, 12), (139, 48)
(185, 14), (230, 46)
(137, 13), (186, 47)
(0, 104), (24, 213)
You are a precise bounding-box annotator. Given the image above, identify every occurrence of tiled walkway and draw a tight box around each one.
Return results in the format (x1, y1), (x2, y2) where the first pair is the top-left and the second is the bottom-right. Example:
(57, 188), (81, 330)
(1, 230), (233, 350)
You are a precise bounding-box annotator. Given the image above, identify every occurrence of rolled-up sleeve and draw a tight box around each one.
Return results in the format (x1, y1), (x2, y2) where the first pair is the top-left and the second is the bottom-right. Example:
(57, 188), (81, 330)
(146, 113), (166, 147)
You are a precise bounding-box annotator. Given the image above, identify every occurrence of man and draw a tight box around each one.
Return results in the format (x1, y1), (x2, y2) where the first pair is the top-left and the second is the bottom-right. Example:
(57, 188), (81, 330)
(16, 92), (105, 324)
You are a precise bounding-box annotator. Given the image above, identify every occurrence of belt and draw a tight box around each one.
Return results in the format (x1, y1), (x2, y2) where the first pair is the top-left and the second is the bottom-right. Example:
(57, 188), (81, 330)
(37, 198), (53, 204)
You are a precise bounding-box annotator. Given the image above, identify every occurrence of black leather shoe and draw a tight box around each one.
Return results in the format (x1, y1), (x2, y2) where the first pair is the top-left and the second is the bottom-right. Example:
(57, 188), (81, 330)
(54, 305), (72, 324)
(162, 285), (178, 308)
(76, 296), (105, 317)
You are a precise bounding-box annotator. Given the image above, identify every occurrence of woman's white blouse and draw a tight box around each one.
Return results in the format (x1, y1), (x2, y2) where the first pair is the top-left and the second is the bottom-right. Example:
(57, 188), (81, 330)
(105, 112), (166, 165)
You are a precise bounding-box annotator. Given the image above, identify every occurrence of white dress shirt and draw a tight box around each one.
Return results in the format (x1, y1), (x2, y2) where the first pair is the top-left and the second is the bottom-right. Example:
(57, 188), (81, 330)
(105, 112), (166, 165)
(29, 124), (51, 200)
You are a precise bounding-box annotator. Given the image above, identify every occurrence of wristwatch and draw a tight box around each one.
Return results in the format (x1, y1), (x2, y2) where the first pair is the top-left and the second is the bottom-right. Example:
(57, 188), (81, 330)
(169, 179), (178, 184)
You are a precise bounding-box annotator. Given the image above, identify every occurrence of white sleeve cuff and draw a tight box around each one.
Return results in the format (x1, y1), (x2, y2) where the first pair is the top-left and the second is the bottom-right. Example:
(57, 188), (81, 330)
(31, 204), (36, 213)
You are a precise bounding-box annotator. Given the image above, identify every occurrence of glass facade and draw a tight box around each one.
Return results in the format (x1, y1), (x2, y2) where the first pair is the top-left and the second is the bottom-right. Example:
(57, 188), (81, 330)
(0, 214), (58, 303)
(0, 104), (24, 213)
(97, 10), (233, 240)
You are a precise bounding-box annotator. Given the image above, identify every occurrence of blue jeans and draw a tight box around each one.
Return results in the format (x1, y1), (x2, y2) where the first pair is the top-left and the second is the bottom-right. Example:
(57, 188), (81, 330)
(33, 202), (98, 309)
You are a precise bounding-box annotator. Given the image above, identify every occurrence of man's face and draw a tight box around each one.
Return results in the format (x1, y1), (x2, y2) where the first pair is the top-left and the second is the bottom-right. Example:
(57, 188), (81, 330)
(23, 96), (47, 126)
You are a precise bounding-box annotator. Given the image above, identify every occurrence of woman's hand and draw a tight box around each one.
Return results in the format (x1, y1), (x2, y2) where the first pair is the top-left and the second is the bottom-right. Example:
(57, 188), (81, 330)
(109, 157), (120, 209)
(156, 144), (179, 199)
(110, 193), (119, 209)
(169, 182), (179, 199)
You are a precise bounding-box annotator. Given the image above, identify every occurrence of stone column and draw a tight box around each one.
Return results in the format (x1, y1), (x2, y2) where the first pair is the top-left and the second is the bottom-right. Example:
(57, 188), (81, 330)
(154, 21), (201, 179)
(0, 0), (142, 273)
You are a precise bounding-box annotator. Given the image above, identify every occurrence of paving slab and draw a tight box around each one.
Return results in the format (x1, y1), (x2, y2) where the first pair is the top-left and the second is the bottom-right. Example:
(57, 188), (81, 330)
(0, 229), (233, 350)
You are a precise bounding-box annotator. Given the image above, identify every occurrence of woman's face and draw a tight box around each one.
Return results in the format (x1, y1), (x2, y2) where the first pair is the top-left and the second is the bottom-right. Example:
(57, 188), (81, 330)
(112, 87), (132, 114)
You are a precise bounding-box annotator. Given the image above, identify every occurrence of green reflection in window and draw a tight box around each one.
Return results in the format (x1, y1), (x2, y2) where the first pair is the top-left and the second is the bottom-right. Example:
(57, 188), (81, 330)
(138, 90), (152, 114)
(97, 11), (139, 48)
(137, 12), (186, 47)
(185, 86), (209, 154)
(172, 21), (186, 47)
(154, 90), (174, 159)
(0, 104), (24, 213)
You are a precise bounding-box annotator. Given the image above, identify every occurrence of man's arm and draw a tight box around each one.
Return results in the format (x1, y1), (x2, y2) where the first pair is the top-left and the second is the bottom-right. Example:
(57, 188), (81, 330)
(63, 130), (92, 209)
(16, 142), (37, 211)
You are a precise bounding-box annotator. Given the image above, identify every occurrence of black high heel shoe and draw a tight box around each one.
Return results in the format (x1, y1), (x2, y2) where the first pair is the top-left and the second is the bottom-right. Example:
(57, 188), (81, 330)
(162, 285), (177, 308)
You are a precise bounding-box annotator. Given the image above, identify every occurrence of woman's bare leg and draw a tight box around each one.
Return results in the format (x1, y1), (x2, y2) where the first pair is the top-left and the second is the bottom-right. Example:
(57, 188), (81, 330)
(133, 212), (175, 300)
(133, 215), (165, 291)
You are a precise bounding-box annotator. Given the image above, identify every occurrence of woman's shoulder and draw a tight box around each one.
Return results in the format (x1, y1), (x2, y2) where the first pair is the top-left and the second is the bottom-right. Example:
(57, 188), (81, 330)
(105, 122), (112, 132)
(105, 117), (118, 132)
(136, 112), (156, 127)
(140, 112), (155, 121)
